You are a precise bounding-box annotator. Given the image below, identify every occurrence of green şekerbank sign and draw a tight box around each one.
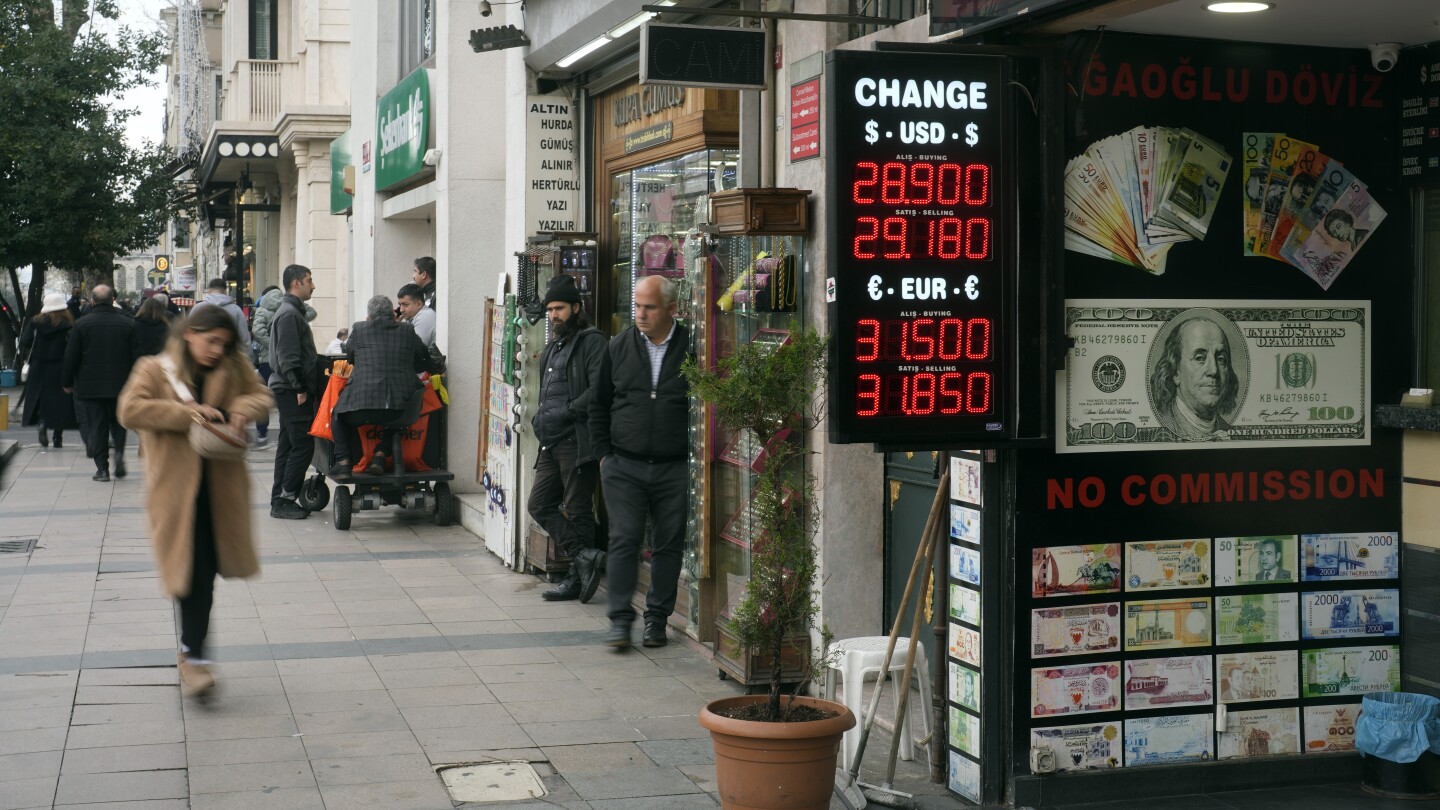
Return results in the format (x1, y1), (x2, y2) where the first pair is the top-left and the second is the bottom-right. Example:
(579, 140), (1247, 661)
(376, 68), (432, 191)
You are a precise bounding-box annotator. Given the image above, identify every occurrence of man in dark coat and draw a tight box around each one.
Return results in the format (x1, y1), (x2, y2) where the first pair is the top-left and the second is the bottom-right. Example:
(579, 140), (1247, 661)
(528, 276), (607, 603)
(62, 285), (140, 481)
(268, 264), (320, 520)
(589, 275), (692, 649)
(330, 295), (430, 474)
(413, 256), (437, 309)
(66, 287), (83, 319)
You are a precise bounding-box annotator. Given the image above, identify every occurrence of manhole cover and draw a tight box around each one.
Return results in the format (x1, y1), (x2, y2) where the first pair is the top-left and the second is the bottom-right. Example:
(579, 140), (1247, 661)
(437, 761), (547, 803)
(0, 538), (36, 555)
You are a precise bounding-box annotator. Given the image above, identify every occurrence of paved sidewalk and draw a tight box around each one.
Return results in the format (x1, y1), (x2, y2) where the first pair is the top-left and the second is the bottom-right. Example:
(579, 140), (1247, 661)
(0, 425), (955, 809)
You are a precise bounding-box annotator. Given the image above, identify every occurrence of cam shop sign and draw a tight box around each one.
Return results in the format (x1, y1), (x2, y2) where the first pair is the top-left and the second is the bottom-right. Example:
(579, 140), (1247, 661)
(376, 68), (432, 191)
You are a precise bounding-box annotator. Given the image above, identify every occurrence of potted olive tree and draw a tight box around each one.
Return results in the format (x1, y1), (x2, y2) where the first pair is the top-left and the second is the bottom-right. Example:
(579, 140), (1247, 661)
(684, 330), (854, 810)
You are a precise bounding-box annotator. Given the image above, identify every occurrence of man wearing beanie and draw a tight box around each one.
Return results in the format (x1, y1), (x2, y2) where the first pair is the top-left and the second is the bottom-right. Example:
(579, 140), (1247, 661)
(528, 275), (608, 602)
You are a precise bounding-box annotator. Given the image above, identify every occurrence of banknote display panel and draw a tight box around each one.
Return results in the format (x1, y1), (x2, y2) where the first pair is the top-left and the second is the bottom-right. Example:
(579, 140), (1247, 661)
(1300, 589), (1400, 640)
(1124, 599), (1212, 651)
(1030, 663), (1121, 718)
(950, 583), (981, 626)
(1215, 593), (1299, 645)
(950, 661), (981, 712)
(950, 705), (981, 756)
(1060, 300), (1369, 452)
(1123, 655), (1214, 710)
(1217, 650), (1299, 704)
(948, 750), (980, 802)
(1215, 535), (1298, 586)
(1032, 603), (1122, 659)
(1124, 539), (1210, 591)
(1030, 722), (1122, 772)
(1301, 532), (1400, 581)
(1303, 704), (1360, 753)
(1302, 645), (1400, 697)
(1031, 544), (1122, 598)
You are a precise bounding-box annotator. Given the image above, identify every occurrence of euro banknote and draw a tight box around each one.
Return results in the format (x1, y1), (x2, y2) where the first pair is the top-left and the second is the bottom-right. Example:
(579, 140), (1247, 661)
(1124, 655), (1214, 710)
(1302, 645), (1400, 697)
(1301, 589), (1400, 640)
(1215, 535), (1298, 586)
(1032, 603), (1122, 659)
(1031, 544), (1122, 598)
(1304, 703), (1359, 753)
(1302, 532), (1399, 581)
(1218, 650), (1299, 703)
(1031, 722), (1121, 772)
(1031, 663), (1121, 718)
(1124, 599), (1211, 651)
(1124, 714), (1214, 766)
(1061, 301), (1370, 452)
(1125, 539), (1211, 591)
(1215, 593), (1299, 645)
(1218, 707), (1300, 760)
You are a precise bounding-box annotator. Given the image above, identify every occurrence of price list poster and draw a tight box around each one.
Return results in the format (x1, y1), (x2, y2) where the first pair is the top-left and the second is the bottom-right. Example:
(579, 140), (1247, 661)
(1011, 33), (1408, 805)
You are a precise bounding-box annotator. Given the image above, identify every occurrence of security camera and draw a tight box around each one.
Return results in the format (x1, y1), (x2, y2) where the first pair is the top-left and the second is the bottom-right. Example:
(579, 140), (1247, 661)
(1370, 43), (1400, 73)
(480, 1), (492, 16)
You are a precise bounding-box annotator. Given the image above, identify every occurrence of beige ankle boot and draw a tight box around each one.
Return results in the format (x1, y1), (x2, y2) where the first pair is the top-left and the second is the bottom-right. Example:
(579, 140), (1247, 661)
(178, 654), (215, 696)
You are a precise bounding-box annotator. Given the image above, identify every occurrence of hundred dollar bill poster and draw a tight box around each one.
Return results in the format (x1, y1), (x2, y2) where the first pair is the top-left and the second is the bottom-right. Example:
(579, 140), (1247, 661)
(1059, 300), (1370, 453)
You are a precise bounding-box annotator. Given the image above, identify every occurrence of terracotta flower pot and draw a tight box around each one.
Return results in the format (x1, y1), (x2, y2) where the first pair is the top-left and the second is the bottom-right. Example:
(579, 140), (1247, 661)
(699, 694), (856, 810)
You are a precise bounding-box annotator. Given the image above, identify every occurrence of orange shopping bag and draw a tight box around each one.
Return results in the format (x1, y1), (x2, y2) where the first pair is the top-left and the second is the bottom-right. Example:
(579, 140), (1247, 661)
(308, 374), (348, 441)
(353, 384), (444, 473)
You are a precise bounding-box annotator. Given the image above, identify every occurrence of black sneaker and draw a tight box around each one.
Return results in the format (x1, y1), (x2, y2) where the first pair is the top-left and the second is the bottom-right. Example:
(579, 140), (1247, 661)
(92, 469), (110, 482)
(577, 549), (605, 604)
(642, 620), (668, 648)
(605, 621), (632, 650)
(113, 457), (127, 479)
(270, 499), (308, 520)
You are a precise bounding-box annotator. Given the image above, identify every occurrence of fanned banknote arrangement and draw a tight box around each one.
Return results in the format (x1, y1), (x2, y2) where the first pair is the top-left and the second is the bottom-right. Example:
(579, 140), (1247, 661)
(1065, 127), (1233, 275)
(1241, 133), (1387, 290)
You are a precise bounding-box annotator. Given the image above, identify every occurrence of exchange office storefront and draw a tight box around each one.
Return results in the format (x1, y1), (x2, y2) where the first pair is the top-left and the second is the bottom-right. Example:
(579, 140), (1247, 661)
(879, 29), (1416, 808)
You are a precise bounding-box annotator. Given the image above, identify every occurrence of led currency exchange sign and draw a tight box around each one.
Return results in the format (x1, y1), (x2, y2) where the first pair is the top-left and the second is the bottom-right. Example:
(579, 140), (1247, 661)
(827, 51), (1014, 446)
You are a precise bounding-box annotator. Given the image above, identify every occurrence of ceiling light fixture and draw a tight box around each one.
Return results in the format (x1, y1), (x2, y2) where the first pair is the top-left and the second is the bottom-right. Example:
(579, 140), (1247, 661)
(607, 0), (674, 38)
(557, 35), (611, 68)
(1205, 2), (1274, 12)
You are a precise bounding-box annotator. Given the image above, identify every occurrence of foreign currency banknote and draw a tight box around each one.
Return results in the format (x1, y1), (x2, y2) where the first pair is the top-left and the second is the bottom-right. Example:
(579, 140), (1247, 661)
(1241, 132), (1277, 255)
(1031, 722), (1121, 772)
(1124, 599), (1211, 651)
(1124, 714), (1214, 766)
(1254, 136), (1318, 255)
(1061, 301), (1370, 452)
(950, 622), (981, 667)
(1302, 532), (1400, 581)
(1218, 707), (1300, 760)
(1303, 645), (1399, 697)
(1216, 535), (1298, 586)
(951, 455), (983, 505)
(1301, 589), (1400, 640)
(1156, 130), (1232, 242)
(950, 705), (980, 756)
(1125, 539), (1211, 591)
(1215, 593), (1299, 645)
(1304, 703), (1360, 753)
(1218, 650), (1299, 703)
(1264, 147), (1330, 261)
(1031, 544), (1122, 598)
(951, 544), (980, 587)
(1292, 180), (1387, 290)
(1032, 603), (1121, 659)
(950, 660), (980, 712)
(951, 583), (981, 626)
(1031, 663), (1121, 718)
(1279, 160), (1356, 265)
(1124, 655), (1214, 710)
(951, 505), (981, 544)
(948, 751), (980, 802)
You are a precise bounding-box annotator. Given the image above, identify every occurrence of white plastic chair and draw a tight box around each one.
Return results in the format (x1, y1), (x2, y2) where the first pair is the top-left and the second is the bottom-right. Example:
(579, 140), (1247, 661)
(821, 636), (934, 771)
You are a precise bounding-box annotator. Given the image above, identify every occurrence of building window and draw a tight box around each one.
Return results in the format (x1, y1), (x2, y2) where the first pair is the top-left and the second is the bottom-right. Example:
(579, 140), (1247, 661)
(399, 0), (434, 74)
(174, 219), (190, 249)
(848, 0), (925, 41)
(250, 0), (277, 60)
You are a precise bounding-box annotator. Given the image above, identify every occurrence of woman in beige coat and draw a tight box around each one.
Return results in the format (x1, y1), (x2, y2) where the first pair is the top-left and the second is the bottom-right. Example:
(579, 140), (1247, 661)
(119, 306), (274, 695)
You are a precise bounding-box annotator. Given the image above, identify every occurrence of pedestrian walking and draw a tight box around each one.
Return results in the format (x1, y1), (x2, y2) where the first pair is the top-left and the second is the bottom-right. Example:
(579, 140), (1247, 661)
(528, 276), (607, 603)
(267, 265), (320, 520)
(18, 293), (80, 448)
(252, 285), (317, 448)
(62, 285), (140, 482)
(192, 278), (256, 363)
(134, 297), (171, 356)
(589, 275), (692, 649)
(118, 306), (274, 696)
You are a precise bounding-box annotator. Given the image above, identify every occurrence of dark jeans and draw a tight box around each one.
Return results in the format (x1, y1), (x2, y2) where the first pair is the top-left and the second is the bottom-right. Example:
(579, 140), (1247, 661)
(271, 388), (315, 502)
(527, 438), (598, 558)
(601, 455), (687, 626)
(332, 408), (403, 465)
(178, 467), (218, 659)
(75, 398), (125, 470)
(255, 363), (273, 438)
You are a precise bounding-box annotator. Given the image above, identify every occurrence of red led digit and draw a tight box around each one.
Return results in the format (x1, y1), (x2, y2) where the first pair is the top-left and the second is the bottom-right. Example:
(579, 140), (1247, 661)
(881, 217), (909, 259)
(966, 318), (991, 360)
(905, 318), (935, 361)
(967, 372), (993, 413)
(882, 319), (906, 362)
(939, 372), (964, 413)
(881, 162), (907, 204)
(937, 163), (962, 205)
(909, 373), (936, 415)
(937, 217), (963, 259)
(856, 319), (879, 361)
(857, 374), (880, 416)
(853, 162), (878, 204)
(937, 318), (962, 360)
(908, 162), (934, 205)
(854, 216), (878, 259)
(964, 218), (991, 260)
(964, 164), (990, 205)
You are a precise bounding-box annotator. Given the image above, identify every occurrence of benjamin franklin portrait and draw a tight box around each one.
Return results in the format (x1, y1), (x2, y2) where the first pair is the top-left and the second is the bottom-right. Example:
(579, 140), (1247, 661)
(1146, 309), (1249, 441)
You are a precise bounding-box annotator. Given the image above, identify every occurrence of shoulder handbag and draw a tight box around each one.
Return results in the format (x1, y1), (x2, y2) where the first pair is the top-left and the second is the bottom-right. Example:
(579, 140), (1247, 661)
(159, 357), (249, 461)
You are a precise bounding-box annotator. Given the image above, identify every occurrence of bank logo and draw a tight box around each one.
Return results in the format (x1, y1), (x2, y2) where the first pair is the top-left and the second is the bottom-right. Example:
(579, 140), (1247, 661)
(1092, 355), (1126, 394)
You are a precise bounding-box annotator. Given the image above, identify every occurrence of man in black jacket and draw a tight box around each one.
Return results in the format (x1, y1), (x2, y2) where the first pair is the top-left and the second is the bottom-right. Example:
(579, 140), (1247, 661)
(62, 285), (140, 482)
(528, 276), (607, 603)
(589, 275), (691, 649)
(413, 256), (437, 309)
(268, 265), (320, 520)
